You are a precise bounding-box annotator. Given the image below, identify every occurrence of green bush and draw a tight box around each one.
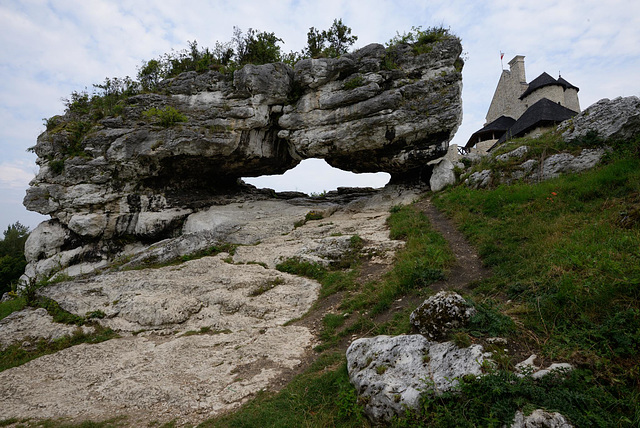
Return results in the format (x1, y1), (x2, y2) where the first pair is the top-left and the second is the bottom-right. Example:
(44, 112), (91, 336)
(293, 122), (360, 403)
(343, 75), (365, 90)
(386, 26), (457, 55)
(276, 257), (326, 280)
(143, 106), (188, 127)
(49, 159), (65, 174)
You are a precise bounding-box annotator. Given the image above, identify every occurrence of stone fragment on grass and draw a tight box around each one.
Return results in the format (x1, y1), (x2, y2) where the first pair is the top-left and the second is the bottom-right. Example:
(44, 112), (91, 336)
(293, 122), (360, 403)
(511, 409), (573, 427)
(496, 145), (529, 162)
(466, 169), (492, 189)
(410, 291), (476, 340)
(515, 354), (574, 379)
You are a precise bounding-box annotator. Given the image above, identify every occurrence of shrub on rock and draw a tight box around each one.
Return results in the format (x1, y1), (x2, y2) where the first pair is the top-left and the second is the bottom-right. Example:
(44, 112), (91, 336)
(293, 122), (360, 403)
(410, 290), (476, 340)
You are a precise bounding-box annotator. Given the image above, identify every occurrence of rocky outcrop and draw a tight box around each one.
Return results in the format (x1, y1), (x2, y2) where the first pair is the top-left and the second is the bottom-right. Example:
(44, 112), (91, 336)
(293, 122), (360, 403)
(464, 145), (608, 189)
(560, 96), (640, 142)
(3, 186), (419, 425)
(346, 334), (486, 423)
(23, 37), (462, 280)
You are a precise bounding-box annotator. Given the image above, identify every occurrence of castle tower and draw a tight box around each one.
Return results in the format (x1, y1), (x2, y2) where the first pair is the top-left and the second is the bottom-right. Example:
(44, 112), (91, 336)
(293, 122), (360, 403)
(485, 55), (529, 124)
(508, 55), (526, 83)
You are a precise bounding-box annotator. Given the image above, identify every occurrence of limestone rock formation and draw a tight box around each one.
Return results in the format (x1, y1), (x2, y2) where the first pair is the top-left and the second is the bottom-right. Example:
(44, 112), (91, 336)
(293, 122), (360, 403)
(410, 291), (476, 340)
(346, 334), (486, 423)
(23, 37), (462, 280)
(429, 158), (456, 192)
(560, 96), (640, 142)
(3, 186), (419, 425)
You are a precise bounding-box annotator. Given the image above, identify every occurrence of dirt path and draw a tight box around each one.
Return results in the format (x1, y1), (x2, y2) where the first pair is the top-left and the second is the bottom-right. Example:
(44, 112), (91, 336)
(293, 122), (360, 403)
(414, 198), (490, 293)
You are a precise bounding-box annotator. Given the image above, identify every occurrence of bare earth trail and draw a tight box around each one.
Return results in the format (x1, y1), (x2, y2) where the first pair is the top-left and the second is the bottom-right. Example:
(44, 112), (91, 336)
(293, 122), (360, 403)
(321, 197), (493, 356)
(414, 198), (490, 292)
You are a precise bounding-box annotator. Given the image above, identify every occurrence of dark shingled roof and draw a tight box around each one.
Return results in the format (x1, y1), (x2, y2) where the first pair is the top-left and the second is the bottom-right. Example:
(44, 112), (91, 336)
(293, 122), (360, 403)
(495, 98), (578, 145)
(519, 72), (580, 100)
(465, 116), (516, 147)
(519, 72), (560, 99)
(557, 76), (579, 92)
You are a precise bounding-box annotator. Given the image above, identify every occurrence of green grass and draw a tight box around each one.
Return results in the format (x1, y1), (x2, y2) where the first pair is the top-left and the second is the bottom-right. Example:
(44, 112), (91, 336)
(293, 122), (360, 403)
(425, 140), (640, 425)
(342, 204), (455, 315)
(433, 154), (640, 362)
(395, 368), (638, 427)
(0, 296), (27, 321)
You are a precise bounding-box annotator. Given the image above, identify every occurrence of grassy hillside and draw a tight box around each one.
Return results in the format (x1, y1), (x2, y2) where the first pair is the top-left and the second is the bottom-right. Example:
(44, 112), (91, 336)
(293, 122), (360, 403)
(204, 135), (640, 427)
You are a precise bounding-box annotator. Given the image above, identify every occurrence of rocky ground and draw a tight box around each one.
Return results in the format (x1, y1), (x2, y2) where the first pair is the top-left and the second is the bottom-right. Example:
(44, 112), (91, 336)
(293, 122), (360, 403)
(0, 186), (420, 426)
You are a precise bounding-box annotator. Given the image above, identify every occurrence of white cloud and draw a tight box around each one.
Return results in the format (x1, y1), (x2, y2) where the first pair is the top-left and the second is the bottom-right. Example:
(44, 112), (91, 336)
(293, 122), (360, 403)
(0, 161), (35, 190)
(244, 159), (390, 194)
(1, 0), (639, 232)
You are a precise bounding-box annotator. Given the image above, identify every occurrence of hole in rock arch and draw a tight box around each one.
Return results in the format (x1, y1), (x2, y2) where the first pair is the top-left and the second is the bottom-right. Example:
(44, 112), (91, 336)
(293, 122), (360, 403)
(243, 159), (390, 195)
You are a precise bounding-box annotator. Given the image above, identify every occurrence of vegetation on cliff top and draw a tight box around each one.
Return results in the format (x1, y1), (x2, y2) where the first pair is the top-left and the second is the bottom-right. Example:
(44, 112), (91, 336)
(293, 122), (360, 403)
(52, 22), (456, 123)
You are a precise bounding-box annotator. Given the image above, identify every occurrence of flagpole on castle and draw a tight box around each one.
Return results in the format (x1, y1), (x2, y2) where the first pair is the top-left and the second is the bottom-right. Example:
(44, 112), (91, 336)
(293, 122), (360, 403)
(500, 51), (504, 70)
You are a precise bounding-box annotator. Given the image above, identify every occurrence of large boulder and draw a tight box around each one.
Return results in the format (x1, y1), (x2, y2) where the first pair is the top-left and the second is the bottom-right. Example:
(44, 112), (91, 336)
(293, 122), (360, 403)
(23, 36), (463, 279)
(429, 158), (456, 192)
(560, 96), (640, 142)
(346, 334), (486, 423)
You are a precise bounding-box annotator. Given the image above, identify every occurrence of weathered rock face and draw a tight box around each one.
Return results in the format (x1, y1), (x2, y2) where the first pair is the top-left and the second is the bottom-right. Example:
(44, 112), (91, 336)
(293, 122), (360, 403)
(0, 307), (94, 351)
(346, 334), (486, 423)
(23, 38), (462, 279)
(560, 96), (640, 142)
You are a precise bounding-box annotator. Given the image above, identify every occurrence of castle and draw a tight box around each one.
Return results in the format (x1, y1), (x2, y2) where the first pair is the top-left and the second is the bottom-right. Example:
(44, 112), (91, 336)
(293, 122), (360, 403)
(466, 55), (580, 152)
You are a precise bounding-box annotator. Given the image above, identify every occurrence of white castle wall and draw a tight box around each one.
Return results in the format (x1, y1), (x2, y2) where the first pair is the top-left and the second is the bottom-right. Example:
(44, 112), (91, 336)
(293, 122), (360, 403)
(522, 85), (565, 109)
(564, 88), (580, 112)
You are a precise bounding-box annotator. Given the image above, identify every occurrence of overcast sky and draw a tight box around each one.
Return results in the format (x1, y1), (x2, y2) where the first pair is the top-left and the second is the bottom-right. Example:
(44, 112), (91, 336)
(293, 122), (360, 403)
(1, 0), (639, 233)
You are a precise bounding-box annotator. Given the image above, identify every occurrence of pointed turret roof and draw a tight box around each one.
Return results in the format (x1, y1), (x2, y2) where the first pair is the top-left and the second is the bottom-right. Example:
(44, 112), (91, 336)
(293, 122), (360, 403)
(557, 76), (579, 91)
(519, 72), (559, 99)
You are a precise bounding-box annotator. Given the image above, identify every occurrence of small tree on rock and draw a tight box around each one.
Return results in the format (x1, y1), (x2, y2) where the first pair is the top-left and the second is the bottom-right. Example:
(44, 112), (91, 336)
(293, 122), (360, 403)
(303, 19), (358, 59)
